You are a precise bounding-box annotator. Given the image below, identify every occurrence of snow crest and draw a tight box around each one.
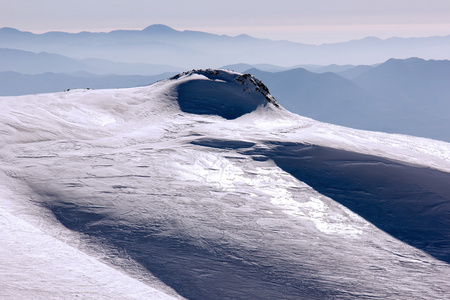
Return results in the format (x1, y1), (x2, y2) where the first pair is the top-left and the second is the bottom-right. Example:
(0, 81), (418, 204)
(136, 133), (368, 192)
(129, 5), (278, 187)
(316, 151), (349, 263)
(168, 69), (280, 119)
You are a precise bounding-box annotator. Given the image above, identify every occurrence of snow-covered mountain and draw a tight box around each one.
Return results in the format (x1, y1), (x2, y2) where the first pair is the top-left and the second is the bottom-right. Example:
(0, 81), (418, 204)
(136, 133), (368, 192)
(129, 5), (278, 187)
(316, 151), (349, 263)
(1, 69), (449, 299)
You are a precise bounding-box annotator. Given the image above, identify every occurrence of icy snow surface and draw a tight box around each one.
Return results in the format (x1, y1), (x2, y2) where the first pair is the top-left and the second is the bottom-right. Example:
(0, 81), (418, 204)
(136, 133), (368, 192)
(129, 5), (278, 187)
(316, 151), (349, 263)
(1, 69), (449, 299)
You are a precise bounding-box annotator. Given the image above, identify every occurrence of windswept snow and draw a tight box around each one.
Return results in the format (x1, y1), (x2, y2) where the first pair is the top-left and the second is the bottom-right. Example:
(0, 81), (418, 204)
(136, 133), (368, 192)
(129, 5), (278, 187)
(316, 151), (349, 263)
(1, 69), (449, 299)
(169, 69), (279, 119)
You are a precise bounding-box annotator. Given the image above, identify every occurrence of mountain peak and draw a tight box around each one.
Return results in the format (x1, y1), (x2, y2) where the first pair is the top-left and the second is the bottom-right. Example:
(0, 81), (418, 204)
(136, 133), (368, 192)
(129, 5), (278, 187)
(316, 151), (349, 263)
(142, 24), (177, 34)
(0, 27), (29, 35)
(167, 69), (279, 119)
(0, 27), (20, 32)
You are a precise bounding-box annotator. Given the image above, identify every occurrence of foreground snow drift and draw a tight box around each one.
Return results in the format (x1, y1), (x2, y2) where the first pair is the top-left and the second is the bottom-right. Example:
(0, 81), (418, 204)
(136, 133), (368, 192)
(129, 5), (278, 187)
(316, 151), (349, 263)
(1, 69), (449, 299)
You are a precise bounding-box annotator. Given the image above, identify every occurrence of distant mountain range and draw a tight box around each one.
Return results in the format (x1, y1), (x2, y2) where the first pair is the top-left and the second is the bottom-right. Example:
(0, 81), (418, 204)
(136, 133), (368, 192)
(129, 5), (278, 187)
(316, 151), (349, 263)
(0, 48), (183, 75)
(246, 67), (379, 130)
(0, 71), (174, 96)
(248, 58), (450, 142)
(1, 25), (450, 66)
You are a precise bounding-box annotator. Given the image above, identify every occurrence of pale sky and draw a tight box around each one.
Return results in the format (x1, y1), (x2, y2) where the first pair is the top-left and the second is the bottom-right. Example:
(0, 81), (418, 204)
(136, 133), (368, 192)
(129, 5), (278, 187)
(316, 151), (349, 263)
(1, 0), (450, 44)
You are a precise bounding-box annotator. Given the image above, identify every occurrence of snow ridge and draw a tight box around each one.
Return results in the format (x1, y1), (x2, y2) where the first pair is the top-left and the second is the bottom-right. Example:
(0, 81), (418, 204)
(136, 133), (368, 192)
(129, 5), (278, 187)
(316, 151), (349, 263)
(170, 69), (280, 108)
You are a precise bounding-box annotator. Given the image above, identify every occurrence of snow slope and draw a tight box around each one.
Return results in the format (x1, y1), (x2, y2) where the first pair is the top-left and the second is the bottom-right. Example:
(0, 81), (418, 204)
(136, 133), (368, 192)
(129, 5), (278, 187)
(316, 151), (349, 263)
(1, 69), (449, 299)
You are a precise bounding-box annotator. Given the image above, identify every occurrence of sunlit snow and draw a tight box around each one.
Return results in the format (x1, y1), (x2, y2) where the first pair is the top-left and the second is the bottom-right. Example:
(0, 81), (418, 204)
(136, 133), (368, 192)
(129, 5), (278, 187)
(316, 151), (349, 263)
(1, 69), (449, 299)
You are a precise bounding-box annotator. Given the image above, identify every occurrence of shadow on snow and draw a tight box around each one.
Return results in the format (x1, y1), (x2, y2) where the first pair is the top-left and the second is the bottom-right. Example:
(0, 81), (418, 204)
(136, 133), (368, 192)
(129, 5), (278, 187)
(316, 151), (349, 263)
(242, 141), (450, 264)
(45, 139), (450, 299)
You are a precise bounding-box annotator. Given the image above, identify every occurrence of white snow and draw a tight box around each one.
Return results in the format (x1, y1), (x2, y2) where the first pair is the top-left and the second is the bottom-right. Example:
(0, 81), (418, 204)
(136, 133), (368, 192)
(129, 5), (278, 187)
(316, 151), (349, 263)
(0, 69), (449, 299)
(0, 171), (182, 299)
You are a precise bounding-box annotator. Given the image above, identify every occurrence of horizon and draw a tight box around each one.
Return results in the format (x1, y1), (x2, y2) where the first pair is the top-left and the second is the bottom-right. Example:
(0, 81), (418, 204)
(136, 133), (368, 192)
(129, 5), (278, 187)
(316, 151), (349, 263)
(1, 0), (450, 45)
(2, 23), (450, 46)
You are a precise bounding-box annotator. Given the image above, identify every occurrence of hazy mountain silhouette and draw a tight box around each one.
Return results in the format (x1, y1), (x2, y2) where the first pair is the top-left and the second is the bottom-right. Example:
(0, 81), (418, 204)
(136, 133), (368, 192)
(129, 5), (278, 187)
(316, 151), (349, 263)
(250, 58), (450, 142)
(337, 65), (375, 80)
(2, 25), (450, 67)
(0, 48), (183, 75)
(246, 68), (379, 130)
(0, 48), (95, 74)
(222, 63), (377, 78)
(221, 63), (293, 73)
(310, 64), (356, 73)
(80, 58), (182, 75)
(354, 57), (450, 101)
(352, 57), (450, 141)
(0, 71), (174, 96)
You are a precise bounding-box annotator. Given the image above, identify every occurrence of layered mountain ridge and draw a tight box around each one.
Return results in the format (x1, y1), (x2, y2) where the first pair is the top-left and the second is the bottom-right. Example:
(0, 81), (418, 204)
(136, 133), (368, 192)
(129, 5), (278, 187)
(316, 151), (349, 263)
(2, 25), (450, 66)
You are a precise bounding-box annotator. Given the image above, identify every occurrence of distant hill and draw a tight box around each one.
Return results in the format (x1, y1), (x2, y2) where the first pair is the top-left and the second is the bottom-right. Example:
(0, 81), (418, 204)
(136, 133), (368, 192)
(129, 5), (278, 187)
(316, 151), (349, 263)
(80, 58), (183, 75)
(0, 48), (95, 74)
(353, 57), (450, 102)
(249, 57), (450, 142)
(1, 25), (450, 67)
(0, 71), (174, 96)
(0, 48), (182, 75)
(311, 64), (356, 74)
(246, 68), (380, 130)
(221, 63), (292, 73)
(337, 65), (375, 80)
(352, 57), (450, 141)
(221, 63), (377, 79)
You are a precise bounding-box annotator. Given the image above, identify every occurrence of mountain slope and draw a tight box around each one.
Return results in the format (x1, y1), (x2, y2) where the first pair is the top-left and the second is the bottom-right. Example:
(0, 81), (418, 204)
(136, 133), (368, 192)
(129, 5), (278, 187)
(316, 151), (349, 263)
(1, 70), (449, 299)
